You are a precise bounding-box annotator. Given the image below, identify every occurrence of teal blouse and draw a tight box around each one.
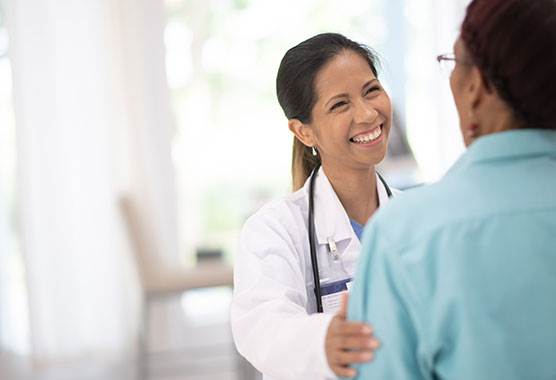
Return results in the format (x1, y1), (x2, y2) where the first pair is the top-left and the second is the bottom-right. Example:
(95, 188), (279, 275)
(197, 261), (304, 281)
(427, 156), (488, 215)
(347, 129), (556, 380)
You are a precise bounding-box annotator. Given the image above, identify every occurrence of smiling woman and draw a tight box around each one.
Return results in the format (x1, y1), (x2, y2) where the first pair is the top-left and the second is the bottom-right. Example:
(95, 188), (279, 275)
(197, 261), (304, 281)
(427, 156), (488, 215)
(231, 33), (397, 380)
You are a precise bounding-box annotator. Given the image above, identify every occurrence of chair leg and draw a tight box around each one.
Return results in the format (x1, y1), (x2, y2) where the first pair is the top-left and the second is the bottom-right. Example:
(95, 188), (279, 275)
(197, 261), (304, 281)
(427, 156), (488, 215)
(235, 351), (261, 380)
(138, 294), (149, 380)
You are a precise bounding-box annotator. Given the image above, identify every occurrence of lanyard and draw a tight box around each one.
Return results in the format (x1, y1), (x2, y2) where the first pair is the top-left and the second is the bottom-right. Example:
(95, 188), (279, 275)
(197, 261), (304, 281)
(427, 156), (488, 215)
(308, 165), (392, 313)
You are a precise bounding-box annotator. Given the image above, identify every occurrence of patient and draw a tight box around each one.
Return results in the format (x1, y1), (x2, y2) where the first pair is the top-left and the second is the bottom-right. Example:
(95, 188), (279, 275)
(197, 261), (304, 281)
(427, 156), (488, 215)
(347, 0), (556, 378)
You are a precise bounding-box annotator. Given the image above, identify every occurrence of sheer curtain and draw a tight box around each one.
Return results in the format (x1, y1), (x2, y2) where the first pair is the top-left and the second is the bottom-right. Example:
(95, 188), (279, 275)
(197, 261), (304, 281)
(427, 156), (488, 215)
(405, 0), (471, 182)
(0, 9), (25, 352)
(4, 0), (179, 365)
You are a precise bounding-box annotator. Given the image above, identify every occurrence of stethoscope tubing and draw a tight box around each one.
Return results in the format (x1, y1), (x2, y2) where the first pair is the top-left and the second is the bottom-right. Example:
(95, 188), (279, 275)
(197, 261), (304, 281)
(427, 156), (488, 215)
(308, 163), (323, 312)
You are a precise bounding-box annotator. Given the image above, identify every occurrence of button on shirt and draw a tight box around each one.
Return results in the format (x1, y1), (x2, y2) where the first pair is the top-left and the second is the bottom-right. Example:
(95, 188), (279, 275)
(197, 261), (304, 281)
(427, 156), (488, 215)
(347, 129), (556, 380)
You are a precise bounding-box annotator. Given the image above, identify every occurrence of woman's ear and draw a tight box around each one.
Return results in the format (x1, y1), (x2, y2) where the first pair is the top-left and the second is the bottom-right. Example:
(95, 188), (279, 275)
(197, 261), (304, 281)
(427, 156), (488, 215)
(288, 119), (315, 147)
(468, 65), (488, 109)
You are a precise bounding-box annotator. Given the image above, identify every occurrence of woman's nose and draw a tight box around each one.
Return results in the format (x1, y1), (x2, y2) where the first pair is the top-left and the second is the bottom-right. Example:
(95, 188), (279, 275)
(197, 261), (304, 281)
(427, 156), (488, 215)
(353, 100), (379, 124)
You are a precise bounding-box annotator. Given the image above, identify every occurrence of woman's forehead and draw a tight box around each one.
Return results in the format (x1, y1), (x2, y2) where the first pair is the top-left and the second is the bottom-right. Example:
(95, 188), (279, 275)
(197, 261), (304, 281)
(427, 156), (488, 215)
(314, 52), (376, 95)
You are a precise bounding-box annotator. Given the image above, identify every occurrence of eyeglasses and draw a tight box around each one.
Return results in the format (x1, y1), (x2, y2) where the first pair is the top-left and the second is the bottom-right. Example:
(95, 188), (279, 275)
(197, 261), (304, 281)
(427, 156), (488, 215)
(436, 53), (470, 76)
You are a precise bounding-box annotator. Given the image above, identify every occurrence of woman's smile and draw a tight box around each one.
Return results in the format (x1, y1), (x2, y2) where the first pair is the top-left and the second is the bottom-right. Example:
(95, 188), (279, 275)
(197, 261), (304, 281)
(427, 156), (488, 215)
(350, 124), (383, 146)
(308, 50), (392, 170)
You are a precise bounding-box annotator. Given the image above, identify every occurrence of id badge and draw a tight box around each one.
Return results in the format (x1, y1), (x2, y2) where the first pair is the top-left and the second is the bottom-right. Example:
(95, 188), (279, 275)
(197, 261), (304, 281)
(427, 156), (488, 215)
(319, 278), (353, 314)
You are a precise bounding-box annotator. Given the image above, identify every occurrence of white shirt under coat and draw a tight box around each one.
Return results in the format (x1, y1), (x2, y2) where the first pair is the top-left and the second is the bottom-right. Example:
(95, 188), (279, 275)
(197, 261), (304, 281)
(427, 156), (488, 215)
(231, 167), (396, 380)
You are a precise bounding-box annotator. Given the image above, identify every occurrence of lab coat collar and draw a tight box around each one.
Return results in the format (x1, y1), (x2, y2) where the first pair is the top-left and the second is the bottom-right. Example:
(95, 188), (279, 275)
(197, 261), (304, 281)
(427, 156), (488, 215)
(306, 167), (392, 245)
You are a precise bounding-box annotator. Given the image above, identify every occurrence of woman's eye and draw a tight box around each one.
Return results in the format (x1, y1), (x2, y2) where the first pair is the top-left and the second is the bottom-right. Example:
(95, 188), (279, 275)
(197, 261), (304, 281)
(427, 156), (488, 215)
(330, 101), (347, 111)
(365, 86), (380, 95)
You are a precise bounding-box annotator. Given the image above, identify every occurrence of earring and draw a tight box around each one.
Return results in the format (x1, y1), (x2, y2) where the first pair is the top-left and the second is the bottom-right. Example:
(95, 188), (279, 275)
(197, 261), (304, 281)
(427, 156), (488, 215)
(312, 146), (318, 156)
(467, 110), (479, 140)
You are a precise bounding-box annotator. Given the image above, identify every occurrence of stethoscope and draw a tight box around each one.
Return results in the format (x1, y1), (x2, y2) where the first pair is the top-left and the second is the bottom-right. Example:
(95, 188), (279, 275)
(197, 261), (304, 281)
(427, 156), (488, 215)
(308, 163), (392, 313)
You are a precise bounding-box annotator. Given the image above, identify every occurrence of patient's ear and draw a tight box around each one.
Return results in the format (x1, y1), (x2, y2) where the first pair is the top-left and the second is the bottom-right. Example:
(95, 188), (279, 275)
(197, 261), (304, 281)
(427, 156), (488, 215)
(288, 119), (315, 148)
(468, 65), (488, 109)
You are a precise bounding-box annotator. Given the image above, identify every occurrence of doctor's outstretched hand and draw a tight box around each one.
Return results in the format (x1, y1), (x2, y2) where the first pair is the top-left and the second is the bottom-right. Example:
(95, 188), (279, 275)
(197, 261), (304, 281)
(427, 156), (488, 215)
(325, 293), (380, 378)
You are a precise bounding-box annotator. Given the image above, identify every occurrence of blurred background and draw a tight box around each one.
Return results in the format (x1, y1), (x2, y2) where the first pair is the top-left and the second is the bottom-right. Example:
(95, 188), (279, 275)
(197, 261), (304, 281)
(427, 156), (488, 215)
(0, 0), (470, 379)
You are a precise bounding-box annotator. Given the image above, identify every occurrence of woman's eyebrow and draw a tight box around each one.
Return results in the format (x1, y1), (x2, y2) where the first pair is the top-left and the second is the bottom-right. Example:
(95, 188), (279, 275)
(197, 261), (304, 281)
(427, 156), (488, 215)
(362, 79), (378, 90)
(325, 93), (349, 108)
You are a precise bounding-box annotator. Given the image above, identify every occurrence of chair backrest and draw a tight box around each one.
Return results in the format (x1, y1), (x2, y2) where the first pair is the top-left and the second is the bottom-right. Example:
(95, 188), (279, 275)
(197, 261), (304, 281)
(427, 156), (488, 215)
(119, 195), (163, 289)
(120, 194), (234, 294)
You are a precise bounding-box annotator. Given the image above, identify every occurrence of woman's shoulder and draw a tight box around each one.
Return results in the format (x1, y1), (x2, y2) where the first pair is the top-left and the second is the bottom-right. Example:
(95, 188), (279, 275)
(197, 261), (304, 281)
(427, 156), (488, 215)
(244, 187), (309, 230)
(238, 188), (310, 254)
(369, 176), (480, 247)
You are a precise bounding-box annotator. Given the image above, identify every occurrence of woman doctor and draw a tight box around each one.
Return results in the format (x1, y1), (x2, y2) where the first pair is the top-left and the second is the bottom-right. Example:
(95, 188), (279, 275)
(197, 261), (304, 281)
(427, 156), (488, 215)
(231, 33), (396, 380)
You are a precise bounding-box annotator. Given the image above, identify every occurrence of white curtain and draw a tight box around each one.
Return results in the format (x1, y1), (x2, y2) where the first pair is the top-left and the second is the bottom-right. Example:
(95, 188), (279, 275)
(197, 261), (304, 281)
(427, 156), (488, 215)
(404, 0), (471, 182)
(0, 167), (15, 350)
(4, 0), (179, 365)
(0, 33), (21, 351)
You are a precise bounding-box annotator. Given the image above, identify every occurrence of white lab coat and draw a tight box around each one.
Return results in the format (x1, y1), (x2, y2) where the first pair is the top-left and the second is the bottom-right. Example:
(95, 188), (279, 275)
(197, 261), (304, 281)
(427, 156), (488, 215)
(231, 167), (395, 380)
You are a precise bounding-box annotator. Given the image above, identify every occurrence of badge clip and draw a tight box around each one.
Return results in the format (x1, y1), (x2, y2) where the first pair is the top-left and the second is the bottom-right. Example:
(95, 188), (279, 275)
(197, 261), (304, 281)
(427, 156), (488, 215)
(327, 237), (339, 260)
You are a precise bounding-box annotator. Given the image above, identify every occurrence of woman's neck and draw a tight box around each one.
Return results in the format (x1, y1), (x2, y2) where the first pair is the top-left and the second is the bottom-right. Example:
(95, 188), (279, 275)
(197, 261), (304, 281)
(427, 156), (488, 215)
(477, 92), (524, 137)
(322, 164), (379, 226)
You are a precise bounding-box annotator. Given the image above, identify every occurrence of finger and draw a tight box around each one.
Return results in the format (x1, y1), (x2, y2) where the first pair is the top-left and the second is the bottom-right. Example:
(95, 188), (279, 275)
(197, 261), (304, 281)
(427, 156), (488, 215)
(332, 335), (380, 351)
(334, 350), (375, 366)
(338, 292), (349, 319)
(332, 320), (374, 336)
(332, 365), (357, 379)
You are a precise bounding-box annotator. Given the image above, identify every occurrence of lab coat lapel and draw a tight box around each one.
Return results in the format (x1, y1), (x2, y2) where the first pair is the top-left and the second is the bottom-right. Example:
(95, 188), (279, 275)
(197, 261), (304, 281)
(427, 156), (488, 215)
(377, 172), (392, 206)
(311, 169), (395, 273)
(312, 168), (393, 245)
(312, 167), (354, 247)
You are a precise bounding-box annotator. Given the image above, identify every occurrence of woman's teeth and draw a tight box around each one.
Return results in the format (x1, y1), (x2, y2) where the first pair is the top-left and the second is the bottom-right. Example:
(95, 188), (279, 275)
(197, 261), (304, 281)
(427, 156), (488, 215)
(351, 126), (382, 143)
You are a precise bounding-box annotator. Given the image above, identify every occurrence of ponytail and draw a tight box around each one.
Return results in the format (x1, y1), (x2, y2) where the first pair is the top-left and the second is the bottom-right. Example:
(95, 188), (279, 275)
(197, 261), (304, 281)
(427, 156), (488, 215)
(291, 137), (321, 191)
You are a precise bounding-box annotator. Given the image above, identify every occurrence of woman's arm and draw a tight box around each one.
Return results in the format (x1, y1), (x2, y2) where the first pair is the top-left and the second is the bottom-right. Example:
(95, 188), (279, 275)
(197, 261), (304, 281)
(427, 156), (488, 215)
(231, 208), (378, 379)
(231, 211), (337, 379)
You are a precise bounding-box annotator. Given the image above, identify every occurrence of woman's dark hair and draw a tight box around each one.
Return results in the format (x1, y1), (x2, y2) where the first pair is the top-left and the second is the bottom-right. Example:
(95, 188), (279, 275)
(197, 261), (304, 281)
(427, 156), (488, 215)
(461, 0), (556, 130)
(276, 33), (380, 191)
